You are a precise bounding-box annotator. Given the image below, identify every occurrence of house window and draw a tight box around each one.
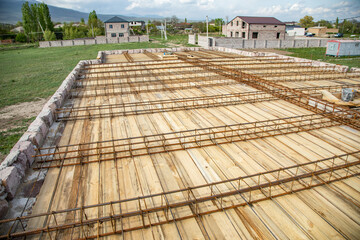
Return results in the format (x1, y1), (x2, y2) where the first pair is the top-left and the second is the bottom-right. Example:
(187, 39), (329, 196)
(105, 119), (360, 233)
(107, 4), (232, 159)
(277, 32), (280, 39)
(242, 32), (245, 38)
(235, 32), (239, 37)
(230, 31), (233, 37)
(121, 24), (124, 28)
(237, 21), (239, 26)
(263, 25), (266, 27)
(109, 24), (113, 29)
(231, 22), (233, 26)
(275, 25), (278, 28)
(119, 33), (124, 37)
(252, 32), (258, 39)
(242, 22), (245, 28)
(111, 33), (116, 37)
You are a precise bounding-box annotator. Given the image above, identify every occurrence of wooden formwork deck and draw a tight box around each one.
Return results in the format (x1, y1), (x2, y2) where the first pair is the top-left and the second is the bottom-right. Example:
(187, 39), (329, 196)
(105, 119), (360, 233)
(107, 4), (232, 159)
(3, 50), (360, 239)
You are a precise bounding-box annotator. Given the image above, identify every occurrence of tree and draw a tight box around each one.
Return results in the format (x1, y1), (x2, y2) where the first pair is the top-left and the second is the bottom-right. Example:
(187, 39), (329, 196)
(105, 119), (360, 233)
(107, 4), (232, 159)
(214, 18), (224, 27)
(88, 10), (99, 28)
(335, 17), (339, 29)
(87, 10), (104, 37)
(15, 33), (27, 42)
(299, 15), (314, 28)
(21, 1), (54, 41)
(170, 15), (179, 26)
(315, 19), (332, 28)
(44, 29), (56, 40)
(80, 18), (85, 25)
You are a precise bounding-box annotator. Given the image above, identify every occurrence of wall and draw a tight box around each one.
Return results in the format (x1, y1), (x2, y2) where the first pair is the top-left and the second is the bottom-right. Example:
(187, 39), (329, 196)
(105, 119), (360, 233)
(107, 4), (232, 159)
(205, 37), (330, 49)
(198, 35), (209, 48)
(188, 34), (196, 44)
(39, 35), (149, 48)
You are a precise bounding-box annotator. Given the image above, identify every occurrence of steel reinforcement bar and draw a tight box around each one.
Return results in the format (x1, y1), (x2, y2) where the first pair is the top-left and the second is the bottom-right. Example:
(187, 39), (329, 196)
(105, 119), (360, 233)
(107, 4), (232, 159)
(58, 91), (279, 121)
(2, 151), (359, 239)
(60, 84), (360, 121)
(74, 74), (227, 90)
(70, 78), (237, 98)
(34, 113), (340, 168)
(79, 62), (316, 78)
(81, 55), (300, 69)
(175, 55), (360, 129)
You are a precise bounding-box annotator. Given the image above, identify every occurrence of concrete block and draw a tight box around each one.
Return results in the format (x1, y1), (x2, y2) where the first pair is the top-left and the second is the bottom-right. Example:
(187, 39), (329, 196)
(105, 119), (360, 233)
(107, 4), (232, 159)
(62, 40), (74, 46)
(0, 167), (22, 199)
(73, 40), (85, 46)
(0, 200), (9, 218)
(50, 41), (62, 47)
(84, 39), (96, 45)
(39, 41), (50, 48)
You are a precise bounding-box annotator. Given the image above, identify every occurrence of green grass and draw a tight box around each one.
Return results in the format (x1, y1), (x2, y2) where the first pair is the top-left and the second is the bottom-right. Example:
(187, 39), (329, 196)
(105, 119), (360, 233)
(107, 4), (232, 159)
(150, 34), (197, 47)
(0, 117), (36, 156)
(0, 42), (167, 109)
(284, 47), (360, 69)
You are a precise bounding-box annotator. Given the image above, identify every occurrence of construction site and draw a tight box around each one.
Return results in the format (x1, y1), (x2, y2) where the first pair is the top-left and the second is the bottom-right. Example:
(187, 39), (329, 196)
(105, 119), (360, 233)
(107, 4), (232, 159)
(1, 47), (360, 239)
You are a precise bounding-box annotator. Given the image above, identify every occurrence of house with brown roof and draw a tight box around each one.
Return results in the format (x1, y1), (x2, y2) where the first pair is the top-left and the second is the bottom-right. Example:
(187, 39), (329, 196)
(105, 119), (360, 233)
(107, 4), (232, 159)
(223, 16), (286, 40)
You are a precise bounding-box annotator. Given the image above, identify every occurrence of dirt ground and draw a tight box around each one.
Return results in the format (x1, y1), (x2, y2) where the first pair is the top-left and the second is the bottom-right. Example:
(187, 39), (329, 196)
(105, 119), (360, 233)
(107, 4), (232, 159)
(0, 98), (48, 162)
(0, 98), (48, 132)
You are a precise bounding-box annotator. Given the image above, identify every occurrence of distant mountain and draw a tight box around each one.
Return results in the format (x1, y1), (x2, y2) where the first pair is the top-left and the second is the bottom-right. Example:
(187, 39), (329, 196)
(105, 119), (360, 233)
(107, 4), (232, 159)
(0, 0), (164, 24)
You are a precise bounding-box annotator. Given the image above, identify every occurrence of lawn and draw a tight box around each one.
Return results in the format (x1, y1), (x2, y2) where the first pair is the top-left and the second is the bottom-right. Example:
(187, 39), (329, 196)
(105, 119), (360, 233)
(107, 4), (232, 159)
(0, 41), (169, 159)
(284, 47), (360, 69)
(150, 33), (197, 47)
(0, 42), (167, 109)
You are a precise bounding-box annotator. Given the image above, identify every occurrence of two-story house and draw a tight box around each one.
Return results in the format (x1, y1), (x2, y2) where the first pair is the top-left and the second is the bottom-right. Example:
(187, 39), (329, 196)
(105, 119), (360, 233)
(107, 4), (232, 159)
(104, 16), (130, 38)
(223, 16), (286, 40)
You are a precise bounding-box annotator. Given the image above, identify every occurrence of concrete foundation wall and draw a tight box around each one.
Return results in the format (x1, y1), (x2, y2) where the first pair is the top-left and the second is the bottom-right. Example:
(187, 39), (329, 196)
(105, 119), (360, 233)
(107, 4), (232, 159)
(39, 35), (149, 48)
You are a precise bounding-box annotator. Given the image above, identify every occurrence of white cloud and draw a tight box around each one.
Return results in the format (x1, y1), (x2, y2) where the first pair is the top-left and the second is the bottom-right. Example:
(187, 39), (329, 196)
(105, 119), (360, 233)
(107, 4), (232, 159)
(333, 1), (351, 8)
(301, 7), (331, 15)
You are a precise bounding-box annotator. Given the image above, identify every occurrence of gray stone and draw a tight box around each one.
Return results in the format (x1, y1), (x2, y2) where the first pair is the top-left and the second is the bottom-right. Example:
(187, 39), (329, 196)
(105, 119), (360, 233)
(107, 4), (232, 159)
(13, 151), (28, 177)
(0, 200), (9, 218)
(0, 167), (21, 199)
(38, 109), (54, 128)
(0, 151), (19, 170)
(15, 141), (35, 165)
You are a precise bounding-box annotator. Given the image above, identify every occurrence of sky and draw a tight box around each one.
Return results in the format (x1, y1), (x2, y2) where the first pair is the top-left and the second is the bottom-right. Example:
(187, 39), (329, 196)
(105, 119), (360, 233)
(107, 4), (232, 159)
(41, 0), (360, 22)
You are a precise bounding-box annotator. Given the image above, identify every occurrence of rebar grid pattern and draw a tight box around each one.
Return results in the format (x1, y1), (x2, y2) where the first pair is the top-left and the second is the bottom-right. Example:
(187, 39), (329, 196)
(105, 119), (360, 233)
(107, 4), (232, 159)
(35, 113), (340, 168)
(173, 54), (360, 129)
(2, 151), (359, 239)
(4, 50), (360, 239)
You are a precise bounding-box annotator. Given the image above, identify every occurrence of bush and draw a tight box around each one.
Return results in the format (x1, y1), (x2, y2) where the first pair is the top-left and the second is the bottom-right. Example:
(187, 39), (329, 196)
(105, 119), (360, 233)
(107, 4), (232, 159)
(44, 29), (56, 41)
(15, 32), (27, 42)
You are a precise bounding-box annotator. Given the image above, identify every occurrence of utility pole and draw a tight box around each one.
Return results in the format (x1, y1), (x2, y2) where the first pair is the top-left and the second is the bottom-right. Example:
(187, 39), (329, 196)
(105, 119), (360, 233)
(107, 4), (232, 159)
(161, 23), (163, 39)
(206, 16), (209, 48)
(164, 19), (167, 40)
